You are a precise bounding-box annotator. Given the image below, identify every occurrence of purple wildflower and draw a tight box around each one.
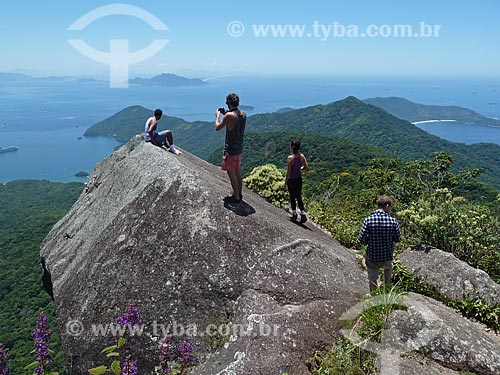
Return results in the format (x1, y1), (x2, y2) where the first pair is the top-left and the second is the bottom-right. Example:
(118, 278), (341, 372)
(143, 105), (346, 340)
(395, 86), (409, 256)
(121, 358), (138, 375)
(31, 312), (53, 373)
(116, 302), (142, 328)
(0, 344), (9, 375)
(159, 336), (176, 362)
(158, 336), (196, 374)
(158, 336), (176, 374)
(177, 339), (196, 366)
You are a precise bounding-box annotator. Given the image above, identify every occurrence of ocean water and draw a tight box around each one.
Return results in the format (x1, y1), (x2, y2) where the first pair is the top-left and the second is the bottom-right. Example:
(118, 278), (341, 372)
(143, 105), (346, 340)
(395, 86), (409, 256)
(0, 76), (499, 183)
(415, 121), (500, 145)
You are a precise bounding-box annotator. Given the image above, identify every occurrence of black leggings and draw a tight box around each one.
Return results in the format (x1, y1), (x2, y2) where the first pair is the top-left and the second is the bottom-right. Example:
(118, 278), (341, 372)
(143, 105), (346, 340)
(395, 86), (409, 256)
(287, 178), (305, 211)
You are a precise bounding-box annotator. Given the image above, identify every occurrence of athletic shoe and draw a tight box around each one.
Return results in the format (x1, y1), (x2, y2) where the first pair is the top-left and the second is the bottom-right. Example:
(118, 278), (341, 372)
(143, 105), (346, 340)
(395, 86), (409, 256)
(169, 148), (181, 155)
(290, 213), (298, 221)
(224, 195), (241, 204)
(300, 214), (307, 223)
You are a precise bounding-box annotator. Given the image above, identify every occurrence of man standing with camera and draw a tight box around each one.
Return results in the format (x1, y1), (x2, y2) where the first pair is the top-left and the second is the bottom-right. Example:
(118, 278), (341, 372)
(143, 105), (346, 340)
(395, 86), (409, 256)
(215, 93), (246, 204)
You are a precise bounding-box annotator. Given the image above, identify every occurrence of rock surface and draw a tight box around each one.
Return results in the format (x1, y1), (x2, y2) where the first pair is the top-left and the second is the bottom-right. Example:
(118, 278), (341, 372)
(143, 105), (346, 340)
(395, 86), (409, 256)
(40, 138), (366, 374)
(398, 246), (500, 304)
(381, 353), (461, 375)
(385, 293), (500, 375)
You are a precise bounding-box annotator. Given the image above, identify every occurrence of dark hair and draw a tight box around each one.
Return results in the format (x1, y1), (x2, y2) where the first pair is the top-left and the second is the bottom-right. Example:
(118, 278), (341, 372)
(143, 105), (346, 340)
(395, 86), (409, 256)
(377, 195), (393, 208)
(226, 93), (240, 108)
(291, 140), (301, 154)
(154, 109), (163, 119)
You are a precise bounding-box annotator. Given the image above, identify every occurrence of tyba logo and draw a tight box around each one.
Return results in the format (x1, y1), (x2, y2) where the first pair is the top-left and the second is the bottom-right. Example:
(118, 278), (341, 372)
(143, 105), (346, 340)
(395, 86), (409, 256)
(68, 3), (169, 88)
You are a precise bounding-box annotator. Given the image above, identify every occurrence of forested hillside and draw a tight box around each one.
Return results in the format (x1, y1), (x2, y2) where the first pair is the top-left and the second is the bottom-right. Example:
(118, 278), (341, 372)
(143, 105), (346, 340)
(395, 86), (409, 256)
(84, 97), (500, 188)
(363, 96), (500, 125)
(0, 180), (82, 374)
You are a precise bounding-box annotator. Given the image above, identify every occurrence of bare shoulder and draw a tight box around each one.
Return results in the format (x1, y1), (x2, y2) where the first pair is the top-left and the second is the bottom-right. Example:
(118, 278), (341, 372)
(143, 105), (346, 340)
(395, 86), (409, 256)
(225, 111), (237, 120)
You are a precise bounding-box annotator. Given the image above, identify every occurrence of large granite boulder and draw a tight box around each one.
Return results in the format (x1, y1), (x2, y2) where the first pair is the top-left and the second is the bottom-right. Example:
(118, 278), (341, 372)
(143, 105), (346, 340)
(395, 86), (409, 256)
(398, 246), (500, 304)
(384, 293), (500, 375)
(40, 138), (366, 374)
(383, 353), (461, 375)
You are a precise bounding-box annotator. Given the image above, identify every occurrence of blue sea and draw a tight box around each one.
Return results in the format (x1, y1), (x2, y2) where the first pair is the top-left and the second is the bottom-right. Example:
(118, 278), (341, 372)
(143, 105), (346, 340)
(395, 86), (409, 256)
(1, 75), (499, 183)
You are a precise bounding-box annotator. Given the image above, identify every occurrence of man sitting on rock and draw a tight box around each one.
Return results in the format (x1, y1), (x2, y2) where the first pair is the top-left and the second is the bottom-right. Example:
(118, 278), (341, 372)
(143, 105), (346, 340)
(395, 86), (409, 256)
(358, 195), (402, 292)
(144, 109), (181, 155)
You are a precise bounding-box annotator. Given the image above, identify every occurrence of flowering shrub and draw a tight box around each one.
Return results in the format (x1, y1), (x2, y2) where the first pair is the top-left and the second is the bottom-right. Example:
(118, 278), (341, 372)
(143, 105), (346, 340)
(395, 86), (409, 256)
(24, 312), (58, 375)
(89, 302), (142, 375)
(0, 345), (9, 375)
(157, 336), (196, 375)
(243, 164), (289, 208)
(398, 189), (500, 280)
(116, 303), (142, 330)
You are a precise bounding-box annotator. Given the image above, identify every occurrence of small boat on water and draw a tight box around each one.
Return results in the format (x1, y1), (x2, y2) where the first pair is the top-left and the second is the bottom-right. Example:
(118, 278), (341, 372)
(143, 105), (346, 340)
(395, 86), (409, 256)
(0, 146), (18, 153)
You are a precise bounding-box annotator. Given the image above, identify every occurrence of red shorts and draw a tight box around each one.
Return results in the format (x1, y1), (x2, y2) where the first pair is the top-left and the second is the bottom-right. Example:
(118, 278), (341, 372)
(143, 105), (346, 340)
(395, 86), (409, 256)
(221, 154), (242, 172)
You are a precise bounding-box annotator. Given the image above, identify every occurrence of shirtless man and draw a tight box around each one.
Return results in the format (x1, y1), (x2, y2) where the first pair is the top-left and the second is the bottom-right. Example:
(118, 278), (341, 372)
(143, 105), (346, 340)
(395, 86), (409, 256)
(215, 93), (246, 203)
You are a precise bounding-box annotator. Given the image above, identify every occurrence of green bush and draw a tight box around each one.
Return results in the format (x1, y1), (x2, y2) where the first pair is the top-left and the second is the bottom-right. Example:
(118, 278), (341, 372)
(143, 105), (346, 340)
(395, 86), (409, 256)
(398, 189), (500, 281)
(243, 164), (289, 208)
(308, 287), (404, 374)
(307, 337), (376, 375)
(392, 261), (500, 332)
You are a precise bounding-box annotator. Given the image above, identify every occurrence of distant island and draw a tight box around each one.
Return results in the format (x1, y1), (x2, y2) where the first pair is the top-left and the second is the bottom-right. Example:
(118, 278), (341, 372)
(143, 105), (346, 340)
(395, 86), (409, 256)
(129, 73), (207, 87)
(0, 72), (203, 86)
(0, 146), (18, 153)
(363, 97), (500, 127)
(276, 107), (295, 113)
(240, 105), (254, 111)
(0, 72), (105, 83)
(0, 73), (32, 82)
(74, 171), (89, 178)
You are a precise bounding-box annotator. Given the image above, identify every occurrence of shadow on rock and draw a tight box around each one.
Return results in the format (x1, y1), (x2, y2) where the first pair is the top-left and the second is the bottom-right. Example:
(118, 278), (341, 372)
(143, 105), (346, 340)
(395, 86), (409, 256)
(290, 219), (313, 231)
(223, 199), (256, 216)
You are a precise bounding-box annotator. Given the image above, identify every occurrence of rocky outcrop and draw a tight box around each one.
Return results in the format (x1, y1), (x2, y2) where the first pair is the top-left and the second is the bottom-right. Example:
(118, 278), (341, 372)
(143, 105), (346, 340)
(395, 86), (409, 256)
(40, 138), (500, 374)
(385, 293), (500, 375)
(398, 246), (500, 304)
(384, 353), (461, 375)
(40, 137), (366, 374)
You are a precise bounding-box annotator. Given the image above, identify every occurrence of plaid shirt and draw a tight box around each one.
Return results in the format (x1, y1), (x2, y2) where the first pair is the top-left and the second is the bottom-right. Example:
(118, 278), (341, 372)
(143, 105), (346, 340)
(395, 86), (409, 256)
(358, 210), (402, 262)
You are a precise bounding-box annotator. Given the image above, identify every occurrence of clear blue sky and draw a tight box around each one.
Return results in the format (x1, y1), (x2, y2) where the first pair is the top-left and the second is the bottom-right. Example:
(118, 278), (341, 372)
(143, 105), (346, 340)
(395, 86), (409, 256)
(1, 0), (499, 78)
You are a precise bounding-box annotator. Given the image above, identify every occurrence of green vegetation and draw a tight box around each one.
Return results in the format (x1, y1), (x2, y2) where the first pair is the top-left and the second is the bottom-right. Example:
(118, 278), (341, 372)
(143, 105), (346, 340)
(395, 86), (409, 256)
(307, 336), (376, 375)
(208, 131), (390, 185)
(392, 261), (500, 332)
(244, 97), (500, 188)
(398, 189), (500, 280)
(308, 287), (404, 374)
(244, 151), (500, 281)
(363, 96), (500, 126)
(85, 97), (500, 188)
(10, 96), (500, 373)
(0, 180), (82, 374)
(74, 171), (89, 178)
(83, 105), (224, 157)
(206, 311), (230, 352)
(244, 150), (500, 371)
(309, 265), (500, 373)
(243, 164), (288, 208)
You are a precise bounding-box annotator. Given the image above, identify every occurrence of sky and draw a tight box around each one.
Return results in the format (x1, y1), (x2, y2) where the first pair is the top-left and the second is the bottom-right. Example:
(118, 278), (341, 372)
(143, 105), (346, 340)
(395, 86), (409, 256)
(1, 0), (499, 78)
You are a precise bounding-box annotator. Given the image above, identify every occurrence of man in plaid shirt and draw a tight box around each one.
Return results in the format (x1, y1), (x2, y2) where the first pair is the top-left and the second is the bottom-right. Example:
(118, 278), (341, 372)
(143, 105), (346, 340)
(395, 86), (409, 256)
(358, 195), (402, 291)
